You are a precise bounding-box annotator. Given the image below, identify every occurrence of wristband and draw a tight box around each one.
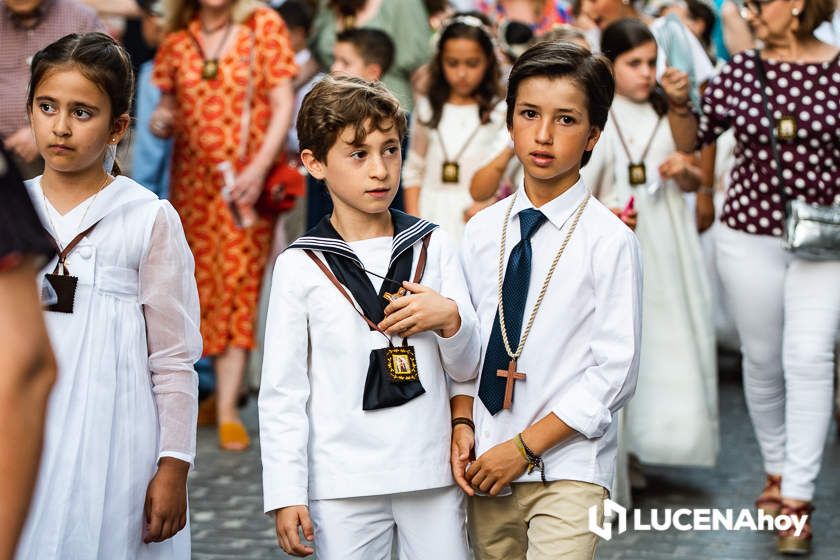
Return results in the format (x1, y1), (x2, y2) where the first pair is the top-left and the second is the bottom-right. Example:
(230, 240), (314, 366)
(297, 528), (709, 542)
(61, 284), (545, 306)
(451, 417), (475, 431)
(517, 433), (547, 483)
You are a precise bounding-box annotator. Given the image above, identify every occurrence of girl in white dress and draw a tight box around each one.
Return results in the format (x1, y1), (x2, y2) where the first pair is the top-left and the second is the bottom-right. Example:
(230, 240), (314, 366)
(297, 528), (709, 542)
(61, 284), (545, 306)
(403, 14), (509, 240)
(17, 33), (200, 559)
(583, 20), (718, 475)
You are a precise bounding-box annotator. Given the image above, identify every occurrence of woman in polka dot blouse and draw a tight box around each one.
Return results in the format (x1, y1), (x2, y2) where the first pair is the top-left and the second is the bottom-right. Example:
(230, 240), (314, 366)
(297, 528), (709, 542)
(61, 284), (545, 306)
(696, 0), (839, 554)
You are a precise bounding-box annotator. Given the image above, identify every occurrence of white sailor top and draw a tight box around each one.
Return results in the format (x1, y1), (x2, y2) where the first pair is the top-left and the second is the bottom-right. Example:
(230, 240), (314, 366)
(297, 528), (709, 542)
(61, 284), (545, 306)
(259, 211), (481, 512)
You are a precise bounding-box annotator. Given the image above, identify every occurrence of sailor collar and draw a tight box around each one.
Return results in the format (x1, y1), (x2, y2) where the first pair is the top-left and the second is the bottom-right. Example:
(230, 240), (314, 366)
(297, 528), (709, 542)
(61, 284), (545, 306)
(287, 210), (438, 267)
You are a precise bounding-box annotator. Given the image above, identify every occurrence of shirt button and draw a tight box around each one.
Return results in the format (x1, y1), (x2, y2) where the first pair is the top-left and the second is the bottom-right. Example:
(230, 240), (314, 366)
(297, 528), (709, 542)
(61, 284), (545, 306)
(78, 246), (93, 259)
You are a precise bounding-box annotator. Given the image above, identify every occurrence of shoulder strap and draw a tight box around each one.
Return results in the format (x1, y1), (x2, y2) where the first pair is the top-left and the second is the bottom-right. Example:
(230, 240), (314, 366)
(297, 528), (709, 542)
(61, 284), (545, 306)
(45, 220), (100, 275)
(411, 233), (431, 284)
(752, 50), (789, 208)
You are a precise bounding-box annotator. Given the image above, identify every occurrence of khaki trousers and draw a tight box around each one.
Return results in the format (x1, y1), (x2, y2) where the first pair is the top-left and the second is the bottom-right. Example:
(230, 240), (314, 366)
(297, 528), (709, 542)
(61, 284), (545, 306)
(467, 480), (607, 560)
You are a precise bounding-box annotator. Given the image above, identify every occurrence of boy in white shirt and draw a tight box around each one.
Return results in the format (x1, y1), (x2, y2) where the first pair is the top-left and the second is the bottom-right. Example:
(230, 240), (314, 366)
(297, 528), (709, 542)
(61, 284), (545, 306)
(450, 42), (644, 560)
(259, 75), (480, 560)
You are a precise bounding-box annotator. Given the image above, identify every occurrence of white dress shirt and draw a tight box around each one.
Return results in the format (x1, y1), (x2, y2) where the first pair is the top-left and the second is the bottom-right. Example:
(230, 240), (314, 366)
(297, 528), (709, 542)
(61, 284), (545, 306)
(259, 228), (481, 513)
(454, 178), (643, 492)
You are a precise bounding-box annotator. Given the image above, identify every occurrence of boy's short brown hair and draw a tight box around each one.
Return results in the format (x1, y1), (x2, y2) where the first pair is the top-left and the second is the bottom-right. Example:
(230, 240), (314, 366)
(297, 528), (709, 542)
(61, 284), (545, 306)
(297, 75), (407, 162)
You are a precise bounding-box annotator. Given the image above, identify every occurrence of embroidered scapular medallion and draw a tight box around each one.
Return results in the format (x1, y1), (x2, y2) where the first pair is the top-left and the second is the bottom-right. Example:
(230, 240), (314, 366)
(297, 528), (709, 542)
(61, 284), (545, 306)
(202, 59), (219, 80)
(43, 272), (78, 314)
(441, 161), (460, 183)
(628, 163), (647, 186)
(775, 116), (797, 142)
(385, 345), (419, 382)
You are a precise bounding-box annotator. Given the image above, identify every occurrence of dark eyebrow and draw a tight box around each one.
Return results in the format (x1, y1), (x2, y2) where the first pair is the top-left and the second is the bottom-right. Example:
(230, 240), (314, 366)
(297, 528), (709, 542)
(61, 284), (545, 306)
(34, 96), (99, 111)
(518, 102), (582, 116)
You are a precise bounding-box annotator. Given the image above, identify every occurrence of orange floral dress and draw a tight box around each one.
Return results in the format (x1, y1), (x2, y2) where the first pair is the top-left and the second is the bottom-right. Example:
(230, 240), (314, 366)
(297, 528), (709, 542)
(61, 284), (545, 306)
(153, 7), (297, 356)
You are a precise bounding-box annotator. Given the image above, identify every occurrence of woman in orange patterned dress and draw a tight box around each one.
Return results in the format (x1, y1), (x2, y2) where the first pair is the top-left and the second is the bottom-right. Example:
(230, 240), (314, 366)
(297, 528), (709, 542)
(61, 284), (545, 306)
(150, 0), (296, 450)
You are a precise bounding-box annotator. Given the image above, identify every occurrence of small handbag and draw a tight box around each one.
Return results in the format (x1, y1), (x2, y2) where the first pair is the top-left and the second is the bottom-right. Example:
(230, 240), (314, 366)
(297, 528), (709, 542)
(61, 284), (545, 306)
(305, 234), (432, 410)
(753, 50), (840, 260)
(239, 25), (303, 218)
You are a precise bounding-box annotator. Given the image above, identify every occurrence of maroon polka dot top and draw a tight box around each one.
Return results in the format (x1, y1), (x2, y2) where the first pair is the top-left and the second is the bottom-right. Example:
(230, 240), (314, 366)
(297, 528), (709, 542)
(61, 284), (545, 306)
(698, 50), (840, 237)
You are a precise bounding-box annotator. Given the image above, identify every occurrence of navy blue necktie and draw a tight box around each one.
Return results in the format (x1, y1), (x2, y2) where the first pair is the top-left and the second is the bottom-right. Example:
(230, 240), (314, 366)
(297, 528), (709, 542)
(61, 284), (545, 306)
(478, 208), (547, 415)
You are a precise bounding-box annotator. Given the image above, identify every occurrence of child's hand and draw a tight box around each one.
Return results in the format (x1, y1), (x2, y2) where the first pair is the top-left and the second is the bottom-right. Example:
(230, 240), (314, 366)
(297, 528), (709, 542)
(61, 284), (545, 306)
(611, 208), (638, 231)
(466, 439), (528, 496)
(451, 424), (476, 496)
(143, 457), (189, 543)
(275, 505), (314, 557)
(661, 67), (690, 108)
(379, 281), (461, 338)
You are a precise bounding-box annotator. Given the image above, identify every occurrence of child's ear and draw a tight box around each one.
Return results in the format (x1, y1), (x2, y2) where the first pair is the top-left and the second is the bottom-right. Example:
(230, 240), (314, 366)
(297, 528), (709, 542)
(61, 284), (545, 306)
(364, 64), (384, 82)
(585, 126), (602, 152)
(300, 149), (326, 180)
(111, 113), (131, 143)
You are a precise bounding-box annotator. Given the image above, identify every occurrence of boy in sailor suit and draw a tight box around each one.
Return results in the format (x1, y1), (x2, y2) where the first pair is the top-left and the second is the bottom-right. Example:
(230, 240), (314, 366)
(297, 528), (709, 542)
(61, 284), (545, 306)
(258, 75), (480, 560)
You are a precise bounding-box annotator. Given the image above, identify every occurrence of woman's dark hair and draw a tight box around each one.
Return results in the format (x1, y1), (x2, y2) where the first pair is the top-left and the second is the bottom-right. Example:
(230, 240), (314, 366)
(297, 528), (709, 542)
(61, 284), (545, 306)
(600, 19), (669, 117)
(686, 0), (715, 51)
(506, 41), (614, 167)
(424, 13), (502, 129)
(27, 33), (135, 175)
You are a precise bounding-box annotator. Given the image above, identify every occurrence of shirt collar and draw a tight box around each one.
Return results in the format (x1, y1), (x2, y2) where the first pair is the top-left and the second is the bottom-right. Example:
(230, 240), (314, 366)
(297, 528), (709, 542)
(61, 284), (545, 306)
(509, 177), (588, 231)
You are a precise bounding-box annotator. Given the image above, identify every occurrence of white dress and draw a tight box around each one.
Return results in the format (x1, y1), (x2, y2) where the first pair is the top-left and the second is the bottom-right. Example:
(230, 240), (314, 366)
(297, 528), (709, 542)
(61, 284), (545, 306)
(19, 176), (201, 559)
(583, 95), (718, 469)
(403, 96), (509, 240)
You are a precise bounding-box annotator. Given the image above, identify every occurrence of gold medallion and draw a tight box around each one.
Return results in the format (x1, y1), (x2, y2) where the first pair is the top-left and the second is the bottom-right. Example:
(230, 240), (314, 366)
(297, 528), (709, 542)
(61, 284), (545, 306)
(441, 161), (460, 183)
(628, 163), (647, 186)
(776, 116), (797, 142)
(202, 59), (219, 80)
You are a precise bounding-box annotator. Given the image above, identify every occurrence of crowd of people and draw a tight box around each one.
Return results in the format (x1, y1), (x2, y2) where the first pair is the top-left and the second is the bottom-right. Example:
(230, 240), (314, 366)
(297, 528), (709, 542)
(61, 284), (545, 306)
(1, 0), (839, 558)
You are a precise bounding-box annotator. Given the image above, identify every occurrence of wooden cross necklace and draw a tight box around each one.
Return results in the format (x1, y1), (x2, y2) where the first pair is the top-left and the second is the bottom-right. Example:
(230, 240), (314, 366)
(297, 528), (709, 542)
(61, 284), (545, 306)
(495, 189), (590, 410)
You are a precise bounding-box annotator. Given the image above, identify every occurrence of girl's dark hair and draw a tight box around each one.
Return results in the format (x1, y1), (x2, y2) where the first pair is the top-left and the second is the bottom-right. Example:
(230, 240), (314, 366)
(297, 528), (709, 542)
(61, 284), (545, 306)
(686, 0), (715, 51)
(27, 33), (135, 175)
(600, 19), (668, 117)
(424, 14), (502, 129)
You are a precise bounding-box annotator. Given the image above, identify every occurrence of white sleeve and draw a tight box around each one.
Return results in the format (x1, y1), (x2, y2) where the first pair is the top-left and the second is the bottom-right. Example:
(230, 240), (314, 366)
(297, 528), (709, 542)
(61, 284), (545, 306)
(259, 252), (311, 513)
(429, 229), (480, 383)
(139, 202), (201, 465)
(402, 97), (430, 188)
(551, 227), (643, 439)
(448, 220), (482, 398)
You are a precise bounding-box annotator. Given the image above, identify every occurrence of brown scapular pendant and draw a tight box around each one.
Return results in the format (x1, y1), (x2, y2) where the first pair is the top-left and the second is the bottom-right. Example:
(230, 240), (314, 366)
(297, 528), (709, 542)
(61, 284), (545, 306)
(202, 59), (219, 80)
(628, 163), (647, 186)
(441, 161), (460, 183)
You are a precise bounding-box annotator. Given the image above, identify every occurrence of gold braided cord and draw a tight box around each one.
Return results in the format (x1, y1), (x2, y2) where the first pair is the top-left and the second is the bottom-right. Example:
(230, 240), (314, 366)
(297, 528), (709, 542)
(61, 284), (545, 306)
(497, 191), (590, 361)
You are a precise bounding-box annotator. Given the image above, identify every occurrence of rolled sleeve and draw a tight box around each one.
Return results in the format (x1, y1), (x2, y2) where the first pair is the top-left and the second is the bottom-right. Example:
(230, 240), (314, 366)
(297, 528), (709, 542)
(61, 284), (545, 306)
(552, 228), (643, 439)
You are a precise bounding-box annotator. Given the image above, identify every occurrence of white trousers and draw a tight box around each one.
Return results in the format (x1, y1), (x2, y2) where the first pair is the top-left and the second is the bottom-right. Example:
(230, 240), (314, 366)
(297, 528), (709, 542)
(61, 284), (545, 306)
(716, 225), (840, 500)
(309, 486), (470, 560)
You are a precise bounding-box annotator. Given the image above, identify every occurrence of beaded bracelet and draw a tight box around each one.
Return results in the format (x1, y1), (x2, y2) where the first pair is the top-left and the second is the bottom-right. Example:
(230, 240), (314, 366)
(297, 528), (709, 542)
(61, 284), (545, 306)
(451, 417), (475, 431)
(517, 433), (547, 483)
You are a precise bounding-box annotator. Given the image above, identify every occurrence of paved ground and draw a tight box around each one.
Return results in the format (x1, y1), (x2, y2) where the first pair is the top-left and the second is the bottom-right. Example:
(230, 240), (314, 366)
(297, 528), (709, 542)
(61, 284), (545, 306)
(189, 351), (840, 559)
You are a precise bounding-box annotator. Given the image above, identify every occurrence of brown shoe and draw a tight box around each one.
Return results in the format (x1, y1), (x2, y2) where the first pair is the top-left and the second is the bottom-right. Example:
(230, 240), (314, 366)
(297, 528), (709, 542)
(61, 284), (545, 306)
(756, 473), (782, 518)
(778, 501), (813, 556)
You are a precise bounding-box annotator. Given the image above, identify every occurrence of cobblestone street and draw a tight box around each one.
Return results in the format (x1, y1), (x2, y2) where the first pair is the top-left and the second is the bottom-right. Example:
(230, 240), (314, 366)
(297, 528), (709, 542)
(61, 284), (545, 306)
(189, 352), (840, 559)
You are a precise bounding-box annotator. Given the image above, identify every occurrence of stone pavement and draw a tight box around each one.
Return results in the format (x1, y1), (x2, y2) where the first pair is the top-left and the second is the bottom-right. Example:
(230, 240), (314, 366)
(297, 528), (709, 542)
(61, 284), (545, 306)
(189, 351), (840, 559)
